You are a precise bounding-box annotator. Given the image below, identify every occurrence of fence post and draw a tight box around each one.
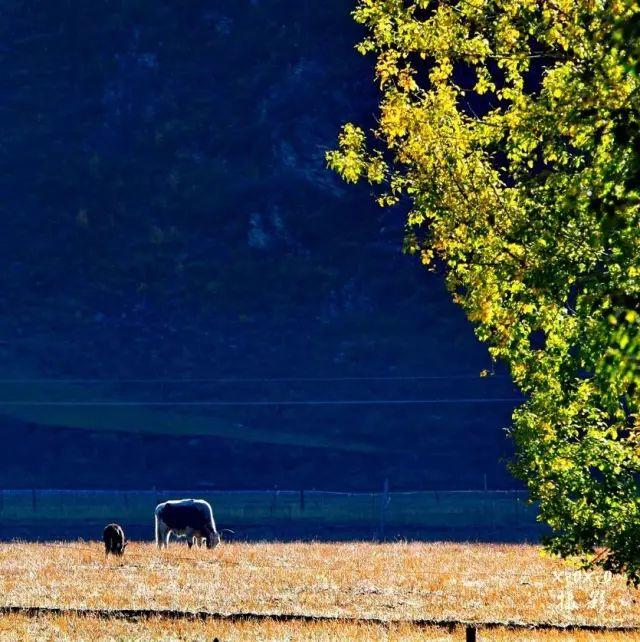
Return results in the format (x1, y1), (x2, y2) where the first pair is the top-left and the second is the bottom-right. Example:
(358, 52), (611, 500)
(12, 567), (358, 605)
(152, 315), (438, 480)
(379, 478), (389, 541)
(466, 625), (477, 642)
(371, 492), (376, 541)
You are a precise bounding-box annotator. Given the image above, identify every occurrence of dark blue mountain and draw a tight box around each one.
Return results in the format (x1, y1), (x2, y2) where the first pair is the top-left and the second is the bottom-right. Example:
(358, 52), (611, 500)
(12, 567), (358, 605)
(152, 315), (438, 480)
(0, 0), (521, 490)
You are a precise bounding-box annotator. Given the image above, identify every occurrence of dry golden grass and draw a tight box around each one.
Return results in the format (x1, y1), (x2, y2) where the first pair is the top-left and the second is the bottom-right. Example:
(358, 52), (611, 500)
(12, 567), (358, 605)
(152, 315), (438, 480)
(0, 541), (639, 639)
(1, 613), (640, 641)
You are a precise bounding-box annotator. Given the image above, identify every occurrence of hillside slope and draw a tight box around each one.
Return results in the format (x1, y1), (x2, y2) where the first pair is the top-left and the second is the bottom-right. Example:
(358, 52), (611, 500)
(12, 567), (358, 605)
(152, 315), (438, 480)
(0, 0), (520, 490)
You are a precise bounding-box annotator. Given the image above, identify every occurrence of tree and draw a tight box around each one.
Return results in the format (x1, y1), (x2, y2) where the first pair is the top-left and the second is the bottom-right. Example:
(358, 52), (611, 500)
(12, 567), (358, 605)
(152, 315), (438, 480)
(328, 0), (640, 582)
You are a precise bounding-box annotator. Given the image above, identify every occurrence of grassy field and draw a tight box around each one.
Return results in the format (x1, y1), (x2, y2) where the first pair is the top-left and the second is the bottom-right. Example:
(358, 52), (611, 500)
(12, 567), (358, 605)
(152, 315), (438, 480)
(0, 541), (638, 640)
(3, 613), (640, 641)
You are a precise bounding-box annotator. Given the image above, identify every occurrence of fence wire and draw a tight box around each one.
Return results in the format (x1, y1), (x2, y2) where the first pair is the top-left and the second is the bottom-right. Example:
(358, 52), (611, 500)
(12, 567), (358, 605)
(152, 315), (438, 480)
(0, 488), (541, 544)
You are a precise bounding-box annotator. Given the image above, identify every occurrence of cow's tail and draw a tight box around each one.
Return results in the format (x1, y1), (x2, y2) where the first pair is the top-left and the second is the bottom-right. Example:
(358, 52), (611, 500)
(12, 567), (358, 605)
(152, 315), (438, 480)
(206, 502), (217, 534)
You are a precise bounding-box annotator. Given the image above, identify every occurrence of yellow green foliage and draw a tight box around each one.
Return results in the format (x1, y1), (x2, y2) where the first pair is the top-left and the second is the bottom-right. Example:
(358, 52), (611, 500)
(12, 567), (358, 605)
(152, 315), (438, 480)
(329, 0), (640, 583)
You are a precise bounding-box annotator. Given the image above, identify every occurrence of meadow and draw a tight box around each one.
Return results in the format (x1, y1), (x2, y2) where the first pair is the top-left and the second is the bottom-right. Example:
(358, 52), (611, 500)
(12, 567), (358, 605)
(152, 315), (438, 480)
(0, 541), (638, 640)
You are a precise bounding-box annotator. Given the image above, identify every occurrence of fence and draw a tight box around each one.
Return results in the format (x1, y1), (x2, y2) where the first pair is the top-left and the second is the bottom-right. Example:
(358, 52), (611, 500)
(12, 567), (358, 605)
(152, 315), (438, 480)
(0, 488), (541, 542)
(2, 605), (637, 642)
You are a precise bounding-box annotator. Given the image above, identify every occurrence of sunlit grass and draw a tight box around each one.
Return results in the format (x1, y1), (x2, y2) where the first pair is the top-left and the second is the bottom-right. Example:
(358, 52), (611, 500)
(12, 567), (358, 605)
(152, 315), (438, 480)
(0, 541), (638, 639)
(3, 613), (640, 641)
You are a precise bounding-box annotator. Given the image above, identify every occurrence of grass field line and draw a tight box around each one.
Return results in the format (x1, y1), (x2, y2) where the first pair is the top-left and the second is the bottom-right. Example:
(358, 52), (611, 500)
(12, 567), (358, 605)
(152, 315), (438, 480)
(41, 541), (242, 568)
(1, 604), (639, 634)
(0, 540), (596, 580)
(19, 542), (561, 579)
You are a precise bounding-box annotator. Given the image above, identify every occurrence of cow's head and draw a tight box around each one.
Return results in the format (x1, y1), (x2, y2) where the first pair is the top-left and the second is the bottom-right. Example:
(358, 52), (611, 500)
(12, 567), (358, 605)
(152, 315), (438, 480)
(206, 531), (221, 549)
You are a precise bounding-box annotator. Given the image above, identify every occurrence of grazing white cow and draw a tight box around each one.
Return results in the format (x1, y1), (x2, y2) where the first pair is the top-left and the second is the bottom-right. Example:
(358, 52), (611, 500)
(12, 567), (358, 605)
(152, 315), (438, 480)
(154, 498), (221, 549)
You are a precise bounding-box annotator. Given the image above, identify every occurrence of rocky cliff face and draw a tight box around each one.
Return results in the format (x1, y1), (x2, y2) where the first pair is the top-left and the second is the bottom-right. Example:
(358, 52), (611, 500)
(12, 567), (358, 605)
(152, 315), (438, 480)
(0, 0), (520, 490)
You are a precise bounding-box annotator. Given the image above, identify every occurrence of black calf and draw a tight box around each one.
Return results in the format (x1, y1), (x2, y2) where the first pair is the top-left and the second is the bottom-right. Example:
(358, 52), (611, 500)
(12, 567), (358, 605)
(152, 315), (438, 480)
(103, 523), (127, 556)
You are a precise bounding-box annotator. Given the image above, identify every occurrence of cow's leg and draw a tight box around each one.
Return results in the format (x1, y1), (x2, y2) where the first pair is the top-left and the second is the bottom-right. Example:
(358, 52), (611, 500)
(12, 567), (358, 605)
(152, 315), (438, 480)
(156, 516), (170, 549)
(155, 515), (162, 548)
(185, 527), (194, 548)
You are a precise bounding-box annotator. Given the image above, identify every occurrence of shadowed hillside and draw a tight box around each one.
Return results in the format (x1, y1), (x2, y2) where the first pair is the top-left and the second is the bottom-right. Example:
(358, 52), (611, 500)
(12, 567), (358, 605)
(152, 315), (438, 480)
(0, 0), (520, 490)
